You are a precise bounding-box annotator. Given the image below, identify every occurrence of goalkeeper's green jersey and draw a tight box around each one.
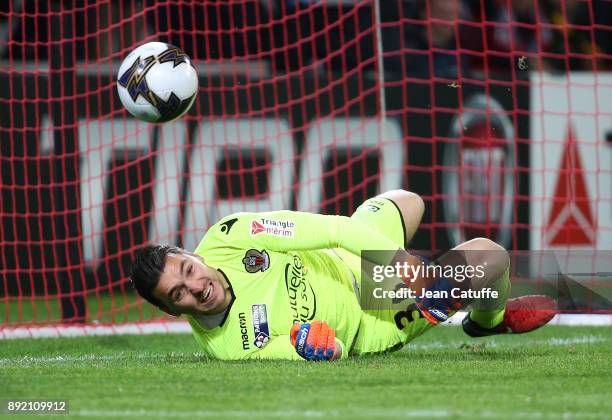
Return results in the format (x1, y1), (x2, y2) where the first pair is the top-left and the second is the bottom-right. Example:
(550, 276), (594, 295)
(187, 209), (403, 361)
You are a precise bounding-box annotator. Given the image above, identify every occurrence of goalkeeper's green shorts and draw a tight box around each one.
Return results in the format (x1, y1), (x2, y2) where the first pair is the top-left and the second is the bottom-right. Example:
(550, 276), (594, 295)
(336, 196), (435, 356)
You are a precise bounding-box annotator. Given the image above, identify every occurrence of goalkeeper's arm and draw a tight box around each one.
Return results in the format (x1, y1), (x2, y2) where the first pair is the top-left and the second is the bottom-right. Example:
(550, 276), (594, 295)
(241, 321), (345, 362)
(239, 324), (346, 360)
(211, 210), (411, 269)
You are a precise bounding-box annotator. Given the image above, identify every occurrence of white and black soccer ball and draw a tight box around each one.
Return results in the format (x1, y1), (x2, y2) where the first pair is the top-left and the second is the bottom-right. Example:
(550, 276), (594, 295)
(117, 42), (198, 123)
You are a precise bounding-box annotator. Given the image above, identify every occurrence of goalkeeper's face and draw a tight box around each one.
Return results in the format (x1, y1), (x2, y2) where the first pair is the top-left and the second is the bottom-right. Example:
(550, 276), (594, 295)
(153, 252), (230, 316)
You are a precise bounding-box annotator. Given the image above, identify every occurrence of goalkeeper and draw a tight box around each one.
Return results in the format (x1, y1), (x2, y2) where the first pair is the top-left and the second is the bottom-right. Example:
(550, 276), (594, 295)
(130, 190), (555, 361)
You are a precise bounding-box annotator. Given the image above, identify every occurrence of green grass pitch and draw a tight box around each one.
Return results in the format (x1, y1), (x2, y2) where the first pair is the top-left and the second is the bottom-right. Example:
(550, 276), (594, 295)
(2, 325), (611, 419)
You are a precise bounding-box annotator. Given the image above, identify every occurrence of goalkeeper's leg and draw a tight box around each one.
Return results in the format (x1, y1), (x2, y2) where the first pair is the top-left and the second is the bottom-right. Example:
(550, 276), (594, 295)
(333, 189), (424, 292)
(411, 237), (511, 325)
(453, 237), (511, 329)
(453, 239), (556, 336)
(371, 190), (424, 248)
(351, 189), (425, 249)
(353, 192), (514, 328)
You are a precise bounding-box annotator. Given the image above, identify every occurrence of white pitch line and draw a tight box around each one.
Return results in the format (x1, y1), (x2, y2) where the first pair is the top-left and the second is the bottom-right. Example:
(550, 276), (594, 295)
(0, 320), (193, 340)
(1, 314), (611, 340)
(443, 313), (612, 326)
(547, 335), (607, 346)
(0, 352), (208, 366)
(404, 334), (608, 351)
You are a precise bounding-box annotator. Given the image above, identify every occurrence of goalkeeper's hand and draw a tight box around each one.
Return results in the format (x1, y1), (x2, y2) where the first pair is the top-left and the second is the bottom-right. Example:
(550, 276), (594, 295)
(391, 251), (472, 325)
(289, 320), (342, 361)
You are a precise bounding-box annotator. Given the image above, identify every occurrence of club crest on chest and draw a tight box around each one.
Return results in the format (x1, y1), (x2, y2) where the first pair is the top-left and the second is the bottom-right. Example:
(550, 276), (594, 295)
(242, 249), (270, 273)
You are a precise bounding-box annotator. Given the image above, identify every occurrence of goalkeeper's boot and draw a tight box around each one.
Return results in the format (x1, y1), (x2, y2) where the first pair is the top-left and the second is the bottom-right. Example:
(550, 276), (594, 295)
(462, 294), (556, 337)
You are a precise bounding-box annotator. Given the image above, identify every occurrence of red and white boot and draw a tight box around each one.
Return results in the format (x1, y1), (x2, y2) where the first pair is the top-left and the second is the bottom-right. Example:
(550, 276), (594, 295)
(462, 295), (557, 337)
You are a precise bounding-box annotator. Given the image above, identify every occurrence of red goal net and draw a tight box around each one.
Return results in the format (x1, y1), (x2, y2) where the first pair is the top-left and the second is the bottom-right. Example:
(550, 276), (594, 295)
(1, 0), (611, 332)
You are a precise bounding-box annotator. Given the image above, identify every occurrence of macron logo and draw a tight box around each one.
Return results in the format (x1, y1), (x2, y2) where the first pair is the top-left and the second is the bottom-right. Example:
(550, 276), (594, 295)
(251, 220), (265, 235)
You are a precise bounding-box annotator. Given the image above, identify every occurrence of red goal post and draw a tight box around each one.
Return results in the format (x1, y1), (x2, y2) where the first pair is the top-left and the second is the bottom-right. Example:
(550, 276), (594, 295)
(1, 0), (610, 334)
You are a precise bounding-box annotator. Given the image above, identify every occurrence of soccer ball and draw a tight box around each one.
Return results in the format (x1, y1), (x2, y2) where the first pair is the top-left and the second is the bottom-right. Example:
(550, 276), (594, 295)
(117, 42), (198, 123)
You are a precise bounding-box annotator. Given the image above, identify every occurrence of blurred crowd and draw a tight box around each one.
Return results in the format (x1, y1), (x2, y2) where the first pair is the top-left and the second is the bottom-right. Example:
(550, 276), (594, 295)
(1, 0), (611, 79)
(381, 0), (612, 79)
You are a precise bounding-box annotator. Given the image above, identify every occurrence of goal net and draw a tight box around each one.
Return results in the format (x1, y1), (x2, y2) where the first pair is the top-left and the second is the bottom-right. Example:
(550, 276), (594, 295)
(1, 0), (610, 334)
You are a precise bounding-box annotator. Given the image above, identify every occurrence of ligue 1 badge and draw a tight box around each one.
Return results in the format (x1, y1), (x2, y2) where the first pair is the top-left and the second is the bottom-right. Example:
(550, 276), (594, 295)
(252, 304), (270, 349)
(242, 249), (270, 273)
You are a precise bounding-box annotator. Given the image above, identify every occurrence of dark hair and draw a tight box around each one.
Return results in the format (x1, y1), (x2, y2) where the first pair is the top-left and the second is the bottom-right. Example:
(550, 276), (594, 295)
(129, 244), (184, 309)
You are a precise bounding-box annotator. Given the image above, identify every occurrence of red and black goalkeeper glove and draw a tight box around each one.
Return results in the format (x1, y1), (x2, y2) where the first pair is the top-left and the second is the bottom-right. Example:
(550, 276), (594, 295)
(290, 320), (341, 361)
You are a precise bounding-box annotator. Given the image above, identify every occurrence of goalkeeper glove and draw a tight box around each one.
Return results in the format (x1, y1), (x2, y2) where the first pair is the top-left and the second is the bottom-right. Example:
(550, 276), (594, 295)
(396, 253), (466, 325)
(289, 320), (341, 361)
(414, 275), (463, 324)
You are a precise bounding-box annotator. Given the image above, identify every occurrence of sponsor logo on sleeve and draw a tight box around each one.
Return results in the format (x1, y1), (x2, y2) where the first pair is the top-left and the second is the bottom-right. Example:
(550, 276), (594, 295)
(250, 218), (295, 238)
(219, 217), (238, 235)
(358, 199), (385, 213)
(242, 249), (270, 273)
(251, 220), (265, 235)
(252, 304), (270, 349)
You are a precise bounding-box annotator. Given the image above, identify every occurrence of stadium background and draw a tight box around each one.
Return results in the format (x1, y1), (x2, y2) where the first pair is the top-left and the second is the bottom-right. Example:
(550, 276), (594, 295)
(0, 0), (610, 330)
